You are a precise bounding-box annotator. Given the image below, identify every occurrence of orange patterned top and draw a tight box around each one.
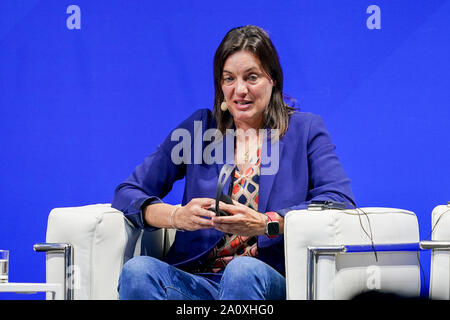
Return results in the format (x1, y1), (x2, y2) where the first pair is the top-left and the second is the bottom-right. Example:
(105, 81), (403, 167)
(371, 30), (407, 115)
(201, 148), (261, 273)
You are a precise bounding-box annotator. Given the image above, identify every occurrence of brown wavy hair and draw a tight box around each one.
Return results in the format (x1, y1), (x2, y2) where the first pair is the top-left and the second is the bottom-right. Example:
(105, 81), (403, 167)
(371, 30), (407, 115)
(213, 25), (295, 137)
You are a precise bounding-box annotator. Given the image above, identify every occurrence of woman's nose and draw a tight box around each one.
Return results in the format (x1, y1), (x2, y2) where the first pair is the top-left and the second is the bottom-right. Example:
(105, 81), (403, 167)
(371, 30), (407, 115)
(235, 79), (248, 96)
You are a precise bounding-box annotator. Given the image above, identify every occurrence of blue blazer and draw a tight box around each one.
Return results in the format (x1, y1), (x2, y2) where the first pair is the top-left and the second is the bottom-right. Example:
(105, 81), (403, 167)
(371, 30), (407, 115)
(112, 108), (355, 276)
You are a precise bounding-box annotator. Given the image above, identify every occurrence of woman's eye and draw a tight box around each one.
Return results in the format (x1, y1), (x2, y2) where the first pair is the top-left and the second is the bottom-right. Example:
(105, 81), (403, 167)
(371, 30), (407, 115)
(222, 76), (234, 84)
(247, 74), (259, 82)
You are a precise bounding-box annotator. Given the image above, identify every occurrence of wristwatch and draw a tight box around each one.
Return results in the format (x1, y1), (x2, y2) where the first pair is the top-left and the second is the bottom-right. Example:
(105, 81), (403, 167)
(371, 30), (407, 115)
(265, 211), (280, 238)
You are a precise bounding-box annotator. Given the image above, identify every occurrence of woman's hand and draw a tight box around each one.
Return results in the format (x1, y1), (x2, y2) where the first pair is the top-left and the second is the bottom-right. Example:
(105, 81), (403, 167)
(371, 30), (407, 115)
(211, 200), (268, 236)
(173, 198), (216, 231)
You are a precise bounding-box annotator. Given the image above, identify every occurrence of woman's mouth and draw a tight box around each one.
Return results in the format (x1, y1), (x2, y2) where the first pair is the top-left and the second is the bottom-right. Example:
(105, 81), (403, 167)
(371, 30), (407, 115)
(234, 100), (253, 109)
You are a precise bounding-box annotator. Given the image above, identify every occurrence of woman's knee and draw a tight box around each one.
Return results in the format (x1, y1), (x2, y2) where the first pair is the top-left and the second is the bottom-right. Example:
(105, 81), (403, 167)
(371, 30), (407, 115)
(223, 256), (266, 279)
(121, 256), (163, 279)
(220, 257), (286, 300)
(118, 256), (169, 299)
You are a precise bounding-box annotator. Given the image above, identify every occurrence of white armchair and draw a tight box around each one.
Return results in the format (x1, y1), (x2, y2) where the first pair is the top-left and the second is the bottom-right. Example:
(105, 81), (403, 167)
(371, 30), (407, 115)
(284, 207), (421, 299)
(428, 203), (450, 300)
(35, 204), (175, 300)
(36, 204), (422, 300)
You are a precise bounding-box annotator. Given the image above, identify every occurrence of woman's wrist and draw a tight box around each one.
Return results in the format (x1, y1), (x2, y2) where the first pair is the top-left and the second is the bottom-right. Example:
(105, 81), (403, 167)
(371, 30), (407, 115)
(169, 206), (184, 231)
(143, 203), (184, 230)
(259, 213), (269, 235)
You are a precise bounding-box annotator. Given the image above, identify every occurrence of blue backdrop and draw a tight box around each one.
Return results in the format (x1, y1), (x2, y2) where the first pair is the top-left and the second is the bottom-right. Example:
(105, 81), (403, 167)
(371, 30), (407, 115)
(0, 0), (449, 299)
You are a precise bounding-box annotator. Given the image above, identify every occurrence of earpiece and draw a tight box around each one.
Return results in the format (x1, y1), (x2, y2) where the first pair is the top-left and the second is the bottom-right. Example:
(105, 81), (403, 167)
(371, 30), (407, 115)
(220, 101), (228, 112)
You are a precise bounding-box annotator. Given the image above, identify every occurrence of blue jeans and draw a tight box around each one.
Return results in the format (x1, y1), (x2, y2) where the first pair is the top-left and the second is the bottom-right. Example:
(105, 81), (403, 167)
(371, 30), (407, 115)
(118, 256), (286, 300)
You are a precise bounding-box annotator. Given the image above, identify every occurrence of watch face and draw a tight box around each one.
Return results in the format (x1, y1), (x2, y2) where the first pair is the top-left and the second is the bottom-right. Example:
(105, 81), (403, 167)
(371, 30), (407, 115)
(267, 221), (279, 236)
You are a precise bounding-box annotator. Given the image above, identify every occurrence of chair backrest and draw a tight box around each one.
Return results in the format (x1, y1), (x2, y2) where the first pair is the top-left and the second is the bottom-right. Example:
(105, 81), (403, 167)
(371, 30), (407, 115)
(429, 204), (450, 300)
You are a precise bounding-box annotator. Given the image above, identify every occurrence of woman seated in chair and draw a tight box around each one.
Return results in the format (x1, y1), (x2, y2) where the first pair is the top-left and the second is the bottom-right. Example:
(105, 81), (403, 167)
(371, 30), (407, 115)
(112, 25), (355, 300)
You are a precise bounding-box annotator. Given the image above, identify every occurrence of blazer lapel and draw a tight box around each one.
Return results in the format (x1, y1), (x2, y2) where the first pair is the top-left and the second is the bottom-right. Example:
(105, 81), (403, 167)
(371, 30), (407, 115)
(215, 129), (235, 195)
(258, 136), (284, 213)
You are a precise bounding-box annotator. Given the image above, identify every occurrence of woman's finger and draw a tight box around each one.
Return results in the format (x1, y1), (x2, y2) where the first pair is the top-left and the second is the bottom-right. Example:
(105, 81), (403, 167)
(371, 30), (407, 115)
(193, 206), (216, 219)
(193, 198), (216, 208)
(231, 199), (247, 209)
(212, 221), (233, 233)
(193, 215), (214, 228)
(217, 202), (242, 215)
(212, 214), (240, 224)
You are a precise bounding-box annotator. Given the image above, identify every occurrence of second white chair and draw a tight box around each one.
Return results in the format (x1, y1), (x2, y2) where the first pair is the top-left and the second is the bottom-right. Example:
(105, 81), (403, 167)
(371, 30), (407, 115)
(284, 207), (421, 299)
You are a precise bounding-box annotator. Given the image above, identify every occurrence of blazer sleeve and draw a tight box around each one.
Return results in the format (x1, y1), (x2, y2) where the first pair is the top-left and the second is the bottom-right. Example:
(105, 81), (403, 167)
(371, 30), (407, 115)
(276, 114), (356, 217)
(111, 137), (186, 231)
(111, 109), (212, 230)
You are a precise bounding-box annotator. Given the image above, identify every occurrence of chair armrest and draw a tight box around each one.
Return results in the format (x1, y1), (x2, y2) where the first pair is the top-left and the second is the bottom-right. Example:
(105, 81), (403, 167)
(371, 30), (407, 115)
(41, 204), (142, 300)
(33, 243), (73, 300)
(306, 243), (425, 300)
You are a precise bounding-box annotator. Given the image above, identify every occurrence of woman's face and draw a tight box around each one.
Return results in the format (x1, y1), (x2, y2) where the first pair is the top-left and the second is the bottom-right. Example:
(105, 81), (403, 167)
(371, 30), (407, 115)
(221, 50), (274, 130)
